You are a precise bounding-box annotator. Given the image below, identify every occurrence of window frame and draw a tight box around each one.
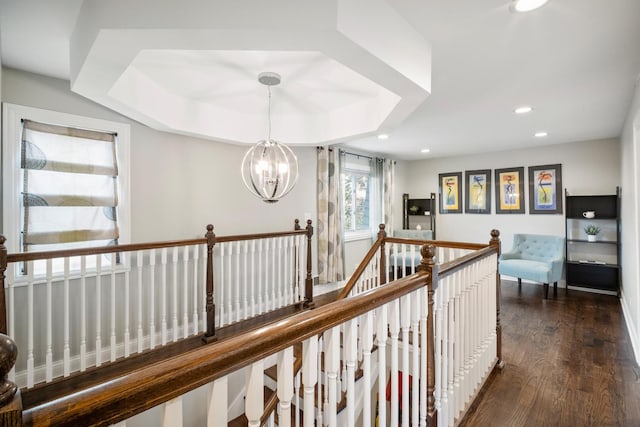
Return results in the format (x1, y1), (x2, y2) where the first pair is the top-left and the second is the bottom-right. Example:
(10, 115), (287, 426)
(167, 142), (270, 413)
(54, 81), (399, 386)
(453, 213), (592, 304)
(341, 156), (374, 242)
(2, 103), (131, 260)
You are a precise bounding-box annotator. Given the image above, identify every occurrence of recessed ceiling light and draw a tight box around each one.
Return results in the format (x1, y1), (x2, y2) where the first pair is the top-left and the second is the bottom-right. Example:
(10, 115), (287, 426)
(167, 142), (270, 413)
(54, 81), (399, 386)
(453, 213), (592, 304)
(514, 106), (533, 114)
(534, 131), (548, 137)
(421, 148), (430, 153)
(377, 133), (389, 140)
(511, 0), (549, 12)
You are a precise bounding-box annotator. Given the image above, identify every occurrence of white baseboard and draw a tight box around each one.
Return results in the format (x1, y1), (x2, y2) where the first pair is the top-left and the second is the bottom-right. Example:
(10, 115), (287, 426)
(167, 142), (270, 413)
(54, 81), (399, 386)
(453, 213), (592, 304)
(620, 289), (640, 365)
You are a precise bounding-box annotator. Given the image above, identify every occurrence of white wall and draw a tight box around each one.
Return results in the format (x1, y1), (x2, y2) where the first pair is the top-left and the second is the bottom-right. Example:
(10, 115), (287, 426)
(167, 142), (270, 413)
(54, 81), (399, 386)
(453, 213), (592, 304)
(620, 77), (640, 364)
(400, 139), (621, 250)
(1, 68), (318, 270)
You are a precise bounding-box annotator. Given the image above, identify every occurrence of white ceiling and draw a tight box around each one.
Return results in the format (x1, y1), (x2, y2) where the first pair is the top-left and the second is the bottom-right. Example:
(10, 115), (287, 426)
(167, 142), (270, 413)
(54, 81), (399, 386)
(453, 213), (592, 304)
(1, 0), (639, 160)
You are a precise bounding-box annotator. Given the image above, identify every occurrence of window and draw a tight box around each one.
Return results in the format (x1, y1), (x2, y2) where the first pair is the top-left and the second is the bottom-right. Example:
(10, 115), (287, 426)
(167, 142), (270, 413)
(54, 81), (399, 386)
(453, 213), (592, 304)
(2, 104), (130, 273)
(341, 153), (381, 241)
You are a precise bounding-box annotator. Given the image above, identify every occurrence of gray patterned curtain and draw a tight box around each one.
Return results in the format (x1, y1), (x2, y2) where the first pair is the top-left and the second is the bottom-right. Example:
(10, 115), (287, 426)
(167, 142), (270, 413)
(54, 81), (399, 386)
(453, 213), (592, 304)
(383, 158), (395, 236)
(317, 146), (344, 284)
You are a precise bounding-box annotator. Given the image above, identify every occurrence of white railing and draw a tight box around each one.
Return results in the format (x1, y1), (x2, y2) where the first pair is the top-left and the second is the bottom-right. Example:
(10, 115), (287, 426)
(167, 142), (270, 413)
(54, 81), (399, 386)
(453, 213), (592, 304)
(0, 223), (311, 390)
(75, 238), (502, 427)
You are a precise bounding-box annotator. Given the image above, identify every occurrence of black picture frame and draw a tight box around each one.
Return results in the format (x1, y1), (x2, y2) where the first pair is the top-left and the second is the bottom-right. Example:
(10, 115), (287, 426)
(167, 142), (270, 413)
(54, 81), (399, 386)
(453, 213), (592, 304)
(464, 169), (492, 214)
(438, 172), (463, 214)
(528, 163), (562, 214)
(494, 167), (525, 214)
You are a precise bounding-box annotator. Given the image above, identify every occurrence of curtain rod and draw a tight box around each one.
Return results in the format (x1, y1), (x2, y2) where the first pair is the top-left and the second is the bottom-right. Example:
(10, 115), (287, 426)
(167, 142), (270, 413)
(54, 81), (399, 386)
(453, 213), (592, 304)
(341, 150), (373, 160)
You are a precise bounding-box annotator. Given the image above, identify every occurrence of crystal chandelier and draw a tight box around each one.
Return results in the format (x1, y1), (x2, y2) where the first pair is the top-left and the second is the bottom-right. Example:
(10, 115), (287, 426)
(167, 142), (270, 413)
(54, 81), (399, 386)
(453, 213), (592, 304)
(241, 72), (299, 203)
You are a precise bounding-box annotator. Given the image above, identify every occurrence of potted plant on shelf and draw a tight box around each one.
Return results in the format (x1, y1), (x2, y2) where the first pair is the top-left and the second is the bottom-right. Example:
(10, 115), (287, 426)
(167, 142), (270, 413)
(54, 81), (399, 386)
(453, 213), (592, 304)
(584, 224), (601, 242)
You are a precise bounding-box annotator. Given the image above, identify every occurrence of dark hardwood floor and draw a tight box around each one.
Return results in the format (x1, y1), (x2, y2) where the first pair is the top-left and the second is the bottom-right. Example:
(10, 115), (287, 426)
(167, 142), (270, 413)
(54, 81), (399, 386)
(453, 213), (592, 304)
(460, 281), (640, 427)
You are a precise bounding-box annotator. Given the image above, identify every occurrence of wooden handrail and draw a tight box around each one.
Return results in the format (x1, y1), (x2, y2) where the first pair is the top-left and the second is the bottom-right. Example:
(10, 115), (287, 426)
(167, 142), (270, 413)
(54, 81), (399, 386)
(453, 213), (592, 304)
(337, 237), (384, 300)
(438, 245), (496, 277)
(23, 270), (432, 427)
(384, 237), (487, 251)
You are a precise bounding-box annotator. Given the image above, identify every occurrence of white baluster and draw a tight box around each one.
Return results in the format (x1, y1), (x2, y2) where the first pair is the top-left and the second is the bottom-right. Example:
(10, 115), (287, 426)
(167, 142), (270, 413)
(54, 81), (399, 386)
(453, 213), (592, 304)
(183, 245), (189, 338)
(401, 294), (410, 427)
(420, 287), (428, 427)
(124, 262), (131, 358)
(270, 238), (276, 311)
(277, 237), (283, 308)
(192, 244), (200, 335)
(302, 335), (318, 427)
(148, 249), (156, 350)
(324, 326), (340, 427)
(411, 289), (420, 427)
(433, 280), (442, 416)
(161, 248), (168, 346)
(250, 240), (256, 317)
(136, 251), (144, 354)
(283, 236), (290, 304)
(96, 255), (102, 366)
(361, 312), (373, 427)
(220, 243), (226, 326)
(344, 318), (357, 427)
(208, 377), (227, 427)
(63, 257), (70, 376)
(294, 371), (301, 427)
(45, 259), (53, 382)
(110, 258), (117, 362)
(201, 244), (207, 332)
(235, 241), (240, 322)
(257, 240), (264, 315)
(453, 270), (462, 421)
(161, 396), (183, 427)
(440, 275), (450, 425)
(377, 304), (388, 427)
(246, 360), (264, 427)
(7, 263), (15, 383)
(227, 242), (234, 322)
(243, 241), (249, 321)
(170, 246), (178, 342)
(81, 256), (88, 371)
(389, 299), (400, 427)
(277, 347), (294, 427)
(317, 336), (324, 427)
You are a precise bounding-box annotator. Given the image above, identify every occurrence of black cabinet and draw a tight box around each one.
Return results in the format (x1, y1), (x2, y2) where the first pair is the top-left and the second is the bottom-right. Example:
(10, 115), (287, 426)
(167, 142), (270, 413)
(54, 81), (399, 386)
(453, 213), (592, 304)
(402, 193), (436, 238)
(565, 188), (620, 294)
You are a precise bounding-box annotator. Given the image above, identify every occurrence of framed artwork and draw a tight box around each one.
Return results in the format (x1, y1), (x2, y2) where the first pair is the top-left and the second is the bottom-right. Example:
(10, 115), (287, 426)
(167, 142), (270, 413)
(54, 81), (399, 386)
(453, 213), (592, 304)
(439, 172), (462, 214)
(494, 167), (525, 214)
(528, 163), (562, 214)
(465, 169), (492, 214)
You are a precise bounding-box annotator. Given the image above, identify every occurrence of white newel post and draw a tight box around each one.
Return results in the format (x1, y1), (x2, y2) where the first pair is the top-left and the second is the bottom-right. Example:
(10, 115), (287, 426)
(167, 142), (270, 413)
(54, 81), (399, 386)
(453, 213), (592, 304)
(411, 289), (420, 427)
(246, 360), (265, 427)
(208, 376), (228, 427)
(277, 347), (294, 427)
(302, 336), (318, 427)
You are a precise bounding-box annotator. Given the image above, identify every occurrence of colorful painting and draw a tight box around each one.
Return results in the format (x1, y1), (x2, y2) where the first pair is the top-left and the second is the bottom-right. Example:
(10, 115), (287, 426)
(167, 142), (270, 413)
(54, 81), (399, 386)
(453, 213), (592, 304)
(465, 169), (491, 214)
(494, 167), (525, 214)
(439, 172), (462, 214)
(528, 164), (562, 214)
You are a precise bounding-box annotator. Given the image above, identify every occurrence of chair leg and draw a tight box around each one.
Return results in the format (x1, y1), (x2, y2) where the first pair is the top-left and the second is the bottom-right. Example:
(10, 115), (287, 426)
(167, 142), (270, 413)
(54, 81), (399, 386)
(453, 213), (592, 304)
(554, 281), (558, 297)
(544, 283), (549, 299)
(518, 278), (522, 289)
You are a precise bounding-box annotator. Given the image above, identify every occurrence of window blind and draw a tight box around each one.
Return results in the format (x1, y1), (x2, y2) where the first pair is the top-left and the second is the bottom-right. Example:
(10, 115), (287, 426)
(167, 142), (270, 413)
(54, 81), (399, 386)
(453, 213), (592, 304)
(20, 119), (120, 252)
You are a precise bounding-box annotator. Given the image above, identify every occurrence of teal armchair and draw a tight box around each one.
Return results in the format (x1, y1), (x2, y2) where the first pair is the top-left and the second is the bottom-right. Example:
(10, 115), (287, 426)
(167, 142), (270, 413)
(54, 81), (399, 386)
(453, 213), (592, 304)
(498, 233), (565, 298)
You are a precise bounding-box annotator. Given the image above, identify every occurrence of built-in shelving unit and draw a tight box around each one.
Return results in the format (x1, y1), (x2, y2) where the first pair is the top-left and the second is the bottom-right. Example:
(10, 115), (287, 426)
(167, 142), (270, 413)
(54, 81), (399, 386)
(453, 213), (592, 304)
(402, 193), (436, 238)
(565, 188), (620, 294)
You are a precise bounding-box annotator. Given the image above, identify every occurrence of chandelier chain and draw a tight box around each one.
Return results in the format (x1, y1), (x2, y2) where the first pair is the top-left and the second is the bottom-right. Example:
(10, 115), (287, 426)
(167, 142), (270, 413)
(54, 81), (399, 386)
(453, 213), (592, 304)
(268, 86), (272, 141)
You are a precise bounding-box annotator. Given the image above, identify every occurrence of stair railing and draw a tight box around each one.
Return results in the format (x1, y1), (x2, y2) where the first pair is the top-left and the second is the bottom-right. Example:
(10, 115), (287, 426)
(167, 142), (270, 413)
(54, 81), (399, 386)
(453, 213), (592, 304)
(0, 220), (312, 392)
